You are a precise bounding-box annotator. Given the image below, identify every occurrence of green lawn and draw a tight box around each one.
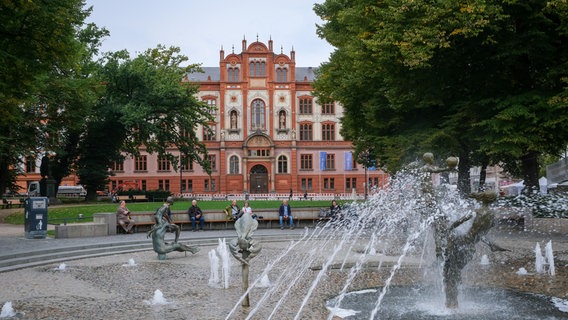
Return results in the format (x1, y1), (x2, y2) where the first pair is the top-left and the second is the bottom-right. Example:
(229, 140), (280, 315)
(3, 199), (344, 225)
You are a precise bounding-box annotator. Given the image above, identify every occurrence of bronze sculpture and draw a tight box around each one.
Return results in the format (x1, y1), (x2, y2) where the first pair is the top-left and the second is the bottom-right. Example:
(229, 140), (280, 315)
(147, 197), (199, 260)
(229, 209), (262, 307)
(419, 153), (507, 308)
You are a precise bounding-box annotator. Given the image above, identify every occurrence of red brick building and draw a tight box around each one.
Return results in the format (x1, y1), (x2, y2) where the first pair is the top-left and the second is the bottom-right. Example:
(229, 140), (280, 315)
(19, 37), (387, 198)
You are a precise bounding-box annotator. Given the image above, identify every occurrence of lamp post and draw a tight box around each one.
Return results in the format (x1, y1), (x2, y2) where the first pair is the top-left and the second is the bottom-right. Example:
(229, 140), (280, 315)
(359, 150), (370, 201)
(179, 154), (183, 195)
(364, 164), (368, 200)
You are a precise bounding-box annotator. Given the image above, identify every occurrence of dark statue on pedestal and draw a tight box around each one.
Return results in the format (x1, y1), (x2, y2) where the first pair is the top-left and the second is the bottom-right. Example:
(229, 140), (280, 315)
(419, 153), (507, 309)
(147, 197), (199, 260)
(39, 155), (56, 200)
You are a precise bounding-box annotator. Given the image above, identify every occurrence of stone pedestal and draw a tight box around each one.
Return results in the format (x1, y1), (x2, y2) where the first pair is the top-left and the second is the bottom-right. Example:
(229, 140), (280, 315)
(94, 212), (117, 235)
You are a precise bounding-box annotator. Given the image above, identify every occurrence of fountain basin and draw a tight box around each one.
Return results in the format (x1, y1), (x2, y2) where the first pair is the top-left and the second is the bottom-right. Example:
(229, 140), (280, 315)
(327, 285), (568, 320)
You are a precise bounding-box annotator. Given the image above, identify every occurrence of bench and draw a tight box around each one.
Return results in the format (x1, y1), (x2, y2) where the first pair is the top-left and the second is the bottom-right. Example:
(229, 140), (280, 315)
(117, 212), (155, 233)
(114, 195), (149, 203)
(108, 207), (327, 233)
(132, 195), (148, 202)
(1, 198), (24, 209)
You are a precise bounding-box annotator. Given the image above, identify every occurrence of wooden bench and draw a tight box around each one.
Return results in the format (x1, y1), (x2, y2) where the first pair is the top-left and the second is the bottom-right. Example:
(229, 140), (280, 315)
(114, 195), (149, 203)
(1, 198), (24, 209)
(117, 212), (155, 233)
(132, 195), (148, 202)
(116, 211), (236, 233)
(171, 212), (234, 231)
(114, 195), (127, 202)
(112, 207), (326, 233)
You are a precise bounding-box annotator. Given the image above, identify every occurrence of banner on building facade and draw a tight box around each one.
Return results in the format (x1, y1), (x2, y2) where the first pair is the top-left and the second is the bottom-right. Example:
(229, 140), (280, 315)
(320, 151), (327, 171)
(344, 152), (353, 171)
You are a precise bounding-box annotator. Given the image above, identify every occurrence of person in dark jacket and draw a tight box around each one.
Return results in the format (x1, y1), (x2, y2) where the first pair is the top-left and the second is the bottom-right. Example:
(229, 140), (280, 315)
(187, 199), (205, 231)
(329, 200), (342, 221)
(278, 199), (294, 230)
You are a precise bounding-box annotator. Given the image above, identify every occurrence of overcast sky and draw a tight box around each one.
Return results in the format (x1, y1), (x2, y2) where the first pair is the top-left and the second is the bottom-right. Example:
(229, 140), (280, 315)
(84, 0), (335, 68)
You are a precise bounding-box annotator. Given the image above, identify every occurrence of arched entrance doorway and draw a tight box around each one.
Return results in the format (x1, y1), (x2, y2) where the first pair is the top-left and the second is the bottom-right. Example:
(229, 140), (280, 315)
(249, 164), (268, 194)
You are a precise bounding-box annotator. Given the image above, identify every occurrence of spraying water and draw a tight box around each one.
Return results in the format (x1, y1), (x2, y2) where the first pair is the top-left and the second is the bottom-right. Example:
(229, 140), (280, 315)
(480, 254), (490, 265)
(0, 302), (16, 318)
(545, 241), (555, 276)
(535, 243), (545, 273)
(122, 258), (137, 267)
(256, 274), (271, 288)
(208, 249), (220, 287)
(217, 238), (231, 289)
(223, 158), (566, 319)
(145, 289), (168, 305)
(209, 238), (231, 288)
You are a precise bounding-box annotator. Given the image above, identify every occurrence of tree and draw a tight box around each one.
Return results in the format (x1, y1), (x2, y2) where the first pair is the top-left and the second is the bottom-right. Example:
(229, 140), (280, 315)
(0, 0), (92, 194)
(40, 23), (109, 194)
(313, 0), (568, 193)
(75, 46), (214, 200)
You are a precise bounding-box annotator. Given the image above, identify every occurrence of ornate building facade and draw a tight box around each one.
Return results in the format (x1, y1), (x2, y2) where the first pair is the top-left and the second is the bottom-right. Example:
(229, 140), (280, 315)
(19, 37), (387, 197)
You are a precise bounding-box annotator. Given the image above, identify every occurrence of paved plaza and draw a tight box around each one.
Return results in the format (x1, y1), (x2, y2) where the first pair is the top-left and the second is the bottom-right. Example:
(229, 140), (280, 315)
(0, 216), (567, 319)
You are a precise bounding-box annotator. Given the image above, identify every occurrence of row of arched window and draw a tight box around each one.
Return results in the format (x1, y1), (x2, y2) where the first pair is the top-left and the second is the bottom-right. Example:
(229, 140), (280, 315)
(229, 101), (288, 130)
(226, 66), (288, 82)
(228, 108), (334, 140)
(228, 155), (288, 174)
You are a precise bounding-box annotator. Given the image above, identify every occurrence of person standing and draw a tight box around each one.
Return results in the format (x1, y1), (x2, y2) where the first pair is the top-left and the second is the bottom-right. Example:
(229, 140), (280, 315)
(187, 199), (205, 231)
(278, 199), (294, 230)
(116, 200), (135, 233)
(224, 200), (241, 220)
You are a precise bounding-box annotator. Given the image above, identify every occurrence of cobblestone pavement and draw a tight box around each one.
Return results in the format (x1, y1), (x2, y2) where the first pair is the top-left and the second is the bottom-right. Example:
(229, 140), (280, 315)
(0, 219), (566, 319)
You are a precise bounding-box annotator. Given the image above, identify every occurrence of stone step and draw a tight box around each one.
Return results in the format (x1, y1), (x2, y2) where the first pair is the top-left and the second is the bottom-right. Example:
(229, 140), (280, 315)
(0, 234), (302, 273)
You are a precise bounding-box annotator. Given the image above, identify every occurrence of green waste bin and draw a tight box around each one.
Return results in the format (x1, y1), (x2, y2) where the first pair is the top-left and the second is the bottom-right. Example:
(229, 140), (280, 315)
(24, 197), (48, 239)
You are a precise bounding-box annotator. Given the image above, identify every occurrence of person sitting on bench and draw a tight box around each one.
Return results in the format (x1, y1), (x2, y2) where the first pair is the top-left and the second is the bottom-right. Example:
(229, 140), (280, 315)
(116, 200), (135, 233)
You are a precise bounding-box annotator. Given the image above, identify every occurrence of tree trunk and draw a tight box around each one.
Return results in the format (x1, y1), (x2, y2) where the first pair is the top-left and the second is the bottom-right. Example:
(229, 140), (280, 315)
(0, 157), (10, 195)
(478, 156), (489, 192)
(521, 151), (540, 195)
(457, 150), (471, 195)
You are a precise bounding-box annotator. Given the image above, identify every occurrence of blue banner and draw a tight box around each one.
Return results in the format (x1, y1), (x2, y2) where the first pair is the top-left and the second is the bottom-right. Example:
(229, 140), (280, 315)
(368, 159), (377, 171)
(320, 152), (327, 171)
(344, 152), (353, 171)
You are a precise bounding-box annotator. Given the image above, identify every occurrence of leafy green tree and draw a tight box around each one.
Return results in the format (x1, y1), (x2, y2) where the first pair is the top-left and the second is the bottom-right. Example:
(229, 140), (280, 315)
(75, 46), (214, 200)
(40, 23), (109, 193)
(0, 0), (92, 194)
(313, 0), (568, 193)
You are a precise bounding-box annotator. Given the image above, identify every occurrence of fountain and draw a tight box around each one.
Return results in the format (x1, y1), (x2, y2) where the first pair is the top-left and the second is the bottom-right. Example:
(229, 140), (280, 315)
(1, 154), (567, 319)
(222, 152), (567, 319)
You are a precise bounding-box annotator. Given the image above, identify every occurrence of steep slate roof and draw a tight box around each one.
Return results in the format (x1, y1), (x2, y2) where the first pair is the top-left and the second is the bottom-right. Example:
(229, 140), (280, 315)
(186, 67), (319, 82)
(295, 67), (318, 82)
(187, 67), (220, 82)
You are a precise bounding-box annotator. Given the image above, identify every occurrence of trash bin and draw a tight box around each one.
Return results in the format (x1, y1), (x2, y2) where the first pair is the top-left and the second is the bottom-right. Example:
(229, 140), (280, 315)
(24, 197), (48, 239)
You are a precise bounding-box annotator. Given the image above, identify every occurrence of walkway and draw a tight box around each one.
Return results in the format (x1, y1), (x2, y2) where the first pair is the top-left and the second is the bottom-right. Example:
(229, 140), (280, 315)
(0, 223), (304, 273)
